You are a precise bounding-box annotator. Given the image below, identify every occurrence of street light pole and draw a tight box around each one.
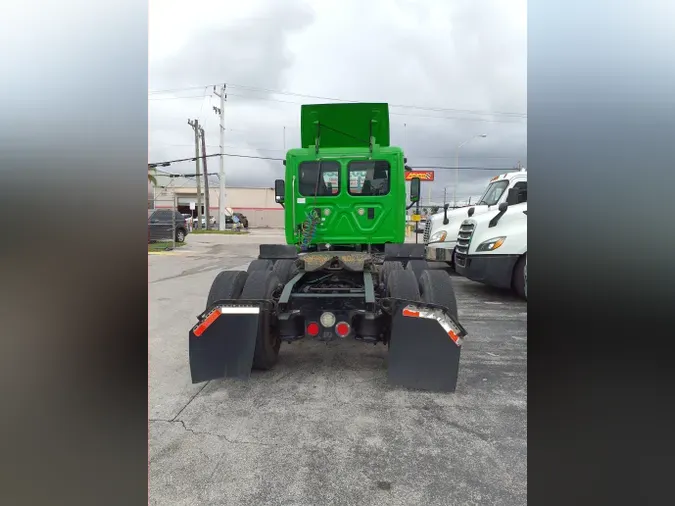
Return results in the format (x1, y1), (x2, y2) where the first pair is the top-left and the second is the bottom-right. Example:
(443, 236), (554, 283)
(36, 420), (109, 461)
(454, 133), (487, 208)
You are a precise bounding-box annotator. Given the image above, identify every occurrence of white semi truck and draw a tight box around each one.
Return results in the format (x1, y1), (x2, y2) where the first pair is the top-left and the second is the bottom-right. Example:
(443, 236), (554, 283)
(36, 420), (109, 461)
(423, 168), (527, 266)
(453, 201), (527, 299)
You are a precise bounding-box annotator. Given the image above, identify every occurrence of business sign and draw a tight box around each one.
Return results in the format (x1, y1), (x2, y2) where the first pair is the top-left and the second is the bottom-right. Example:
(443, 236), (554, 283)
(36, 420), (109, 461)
(405, 170), (435, 182)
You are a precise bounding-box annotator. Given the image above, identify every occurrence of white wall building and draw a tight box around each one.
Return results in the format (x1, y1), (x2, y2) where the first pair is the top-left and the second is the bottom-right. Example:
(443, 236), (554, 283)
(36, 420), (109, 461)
(148, 174), (283, 228)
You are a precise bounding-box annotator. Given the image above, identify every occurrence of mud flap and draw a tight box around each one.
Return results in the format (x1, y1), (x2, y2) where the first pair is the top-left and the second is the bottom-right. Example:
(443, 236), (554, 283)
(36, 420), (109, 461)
(387, 301), (467, 392)
(189, 305), (261, 383)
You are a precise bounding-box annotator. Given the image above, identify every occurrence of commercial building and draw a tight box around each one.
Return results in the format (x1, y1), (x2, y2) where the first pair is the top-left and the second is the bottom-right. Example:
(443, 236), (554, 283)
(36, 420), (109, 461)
(148, 174), (283, 228)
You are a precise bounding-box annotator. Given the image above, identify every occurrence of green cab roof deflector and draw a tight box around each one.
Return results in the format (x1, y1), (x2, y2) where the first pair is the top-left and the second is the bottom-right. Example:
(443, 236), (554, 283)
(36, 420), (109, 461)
(300, 103), (390, 149)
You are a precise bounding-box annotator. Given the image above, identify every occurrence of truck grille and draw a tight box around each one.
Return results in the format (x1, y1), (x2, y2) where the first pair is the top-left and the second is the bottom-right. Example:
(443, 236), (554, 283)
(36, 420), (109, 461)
(454, 220), (475, 267)
(423, 220), (432, 245)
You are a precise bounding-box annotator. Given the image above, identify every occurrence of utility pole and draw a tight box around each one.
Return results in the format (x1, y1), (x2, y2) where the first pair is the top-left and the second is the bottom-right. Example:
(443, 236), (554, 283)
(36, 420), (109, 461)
(199, 126), (211, 229)
(213, 84), (227, 230)
(172, 194), (177, 250)
(187, 119), (203, 229)
(443, 187), (447, 205)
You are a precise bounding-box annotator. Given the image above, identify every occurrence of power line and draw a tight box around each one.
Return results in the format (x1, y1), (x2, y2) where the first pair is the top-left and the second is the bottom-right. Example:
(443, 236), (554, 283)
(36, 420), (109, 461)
(152, 143), (285, 152)
(226, 83), (527, 118)
(154, 144), (523, 158)
(149, 151), (516, 171)
(150, 91), (526, 124)
(148, 81), (526, 118)
(408, 165), (513, 171)
(408, 154), (526, 160)
(149, 95), (207, 100)
(148, 152), (284, 167)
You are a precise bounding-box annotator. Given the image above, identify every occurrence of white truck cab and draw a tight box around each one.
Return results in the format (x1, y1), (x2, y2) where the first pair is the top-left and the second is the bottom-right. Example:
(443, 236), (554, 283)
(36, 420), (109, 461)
(454, 201), (527, 299)
(423, 168), (527, 265)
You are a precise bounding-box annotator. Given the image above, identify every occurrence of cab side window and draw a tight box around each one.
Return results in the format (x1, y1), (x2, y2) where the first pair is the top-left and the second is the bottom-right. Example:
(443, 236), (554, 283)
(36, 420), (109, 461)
(513, 181), (527, 203)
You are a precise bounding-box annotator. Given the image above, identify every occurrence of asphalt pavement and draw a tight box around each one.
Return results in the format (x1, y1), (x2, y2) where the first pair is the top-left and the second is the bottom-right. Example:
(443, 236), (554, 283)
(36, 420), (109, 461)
(149, 230), (527, 506)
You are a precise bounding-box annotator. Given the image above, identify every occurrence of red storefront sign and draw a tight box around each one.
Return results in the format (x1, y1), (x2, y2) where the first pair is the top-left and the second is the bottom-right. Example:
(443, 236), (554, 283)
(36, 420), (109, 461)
(404, 171), (435, 181)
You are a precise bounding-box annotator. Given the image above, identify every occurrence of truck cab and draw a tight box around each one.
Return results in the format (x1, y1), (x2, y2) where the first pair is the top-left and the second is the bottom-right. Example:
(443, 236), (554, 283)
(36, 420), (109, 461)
(454, 201), (527, 299)
(424, 168), (527, 265)
(274, 103), (416, 250)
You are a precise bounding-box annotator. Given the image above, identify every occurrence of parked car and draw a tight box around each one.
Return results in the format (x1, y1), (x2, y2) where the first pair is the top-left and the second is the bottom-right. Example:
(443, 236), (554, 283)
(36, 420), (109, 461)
(196, 215), (217, 229)
(148, 210), (189, 242)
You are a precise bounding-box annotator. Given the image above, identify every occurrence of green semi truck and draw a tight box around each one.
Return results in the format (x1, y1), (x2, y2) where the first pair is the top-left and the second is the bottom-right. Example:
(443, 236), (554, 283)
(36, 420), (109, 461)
(188, 103), (467, 392)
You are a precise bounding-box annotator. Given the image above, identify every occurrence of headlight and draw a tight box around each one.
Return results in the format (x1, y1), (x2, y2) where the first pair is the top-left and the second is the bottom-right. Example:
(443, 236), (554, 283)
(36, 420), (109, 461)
(430, 231), (447, 242)
(476, 236), (506, 252)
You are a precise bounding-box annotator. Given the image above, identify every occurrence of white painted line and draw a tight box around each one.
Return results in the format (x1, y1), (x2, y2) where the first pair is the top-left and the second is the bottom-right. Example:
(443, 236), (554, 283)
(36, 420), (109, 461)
(220, 307), (260, 314)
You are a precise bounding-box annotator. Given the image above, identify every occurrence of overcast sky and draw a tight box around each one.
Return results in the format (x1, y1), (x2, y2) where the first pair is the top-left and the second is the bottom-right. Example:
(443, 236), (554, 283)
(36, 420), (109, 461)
(149, 0), (526, 205)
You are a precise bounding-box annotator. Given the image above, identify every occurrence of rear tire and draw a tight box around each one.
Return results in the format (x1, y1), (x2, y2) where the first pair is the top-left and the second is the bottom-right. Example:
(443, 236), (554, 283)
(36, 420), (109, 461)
(176, 228), (186, 243)
(385, 270), (420, 349)
(247, 259), (273, 273)
(206, 270), (248, 309)
(513, 253), (527, 300)
(419, 270), (458, 320)
(386, 269), (421, 301)
(272, 259), (299, 284)
(405, 259), (429, 281)
(241, 270), (282, 370)
(380, 261), (403, 285)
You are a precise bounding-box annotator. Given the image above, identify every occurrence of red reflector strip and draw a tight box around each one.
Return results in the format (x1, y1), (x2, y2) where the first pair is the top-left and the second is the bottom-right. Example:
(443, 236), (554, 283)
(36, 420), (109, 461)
(193, 310), (221, 337)
(402, 308), (420, 317)
(448, 330), (460, 344)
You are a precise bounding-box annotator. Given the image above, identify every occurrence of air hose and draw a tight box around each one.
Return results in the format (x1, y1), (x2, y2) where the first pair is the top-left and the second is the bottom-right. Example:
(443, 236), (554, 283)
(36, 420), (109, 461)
(299, 208), (321, 252)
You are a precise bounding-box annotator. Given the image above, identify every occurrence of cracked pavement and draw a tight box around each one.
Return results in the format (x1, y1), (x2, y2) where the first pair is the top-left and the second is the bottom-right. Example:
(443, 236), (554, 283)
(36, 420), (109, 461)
(149, 230), (527, 506)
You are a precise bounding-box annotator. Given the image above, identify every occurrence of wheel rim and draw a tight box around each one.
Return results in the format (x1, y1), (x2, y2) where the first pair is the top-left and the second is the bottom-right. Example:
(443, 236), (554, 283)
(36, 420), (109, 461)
(177, 231), (184, 241)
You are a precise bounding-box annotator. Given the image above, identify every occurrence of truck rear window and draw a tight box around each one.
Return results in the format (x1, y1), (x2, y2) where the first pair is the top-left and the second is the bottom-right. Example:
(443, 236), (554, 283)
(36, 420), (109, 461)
(348, 160), (391, 196)
(298, 161), (340, 196)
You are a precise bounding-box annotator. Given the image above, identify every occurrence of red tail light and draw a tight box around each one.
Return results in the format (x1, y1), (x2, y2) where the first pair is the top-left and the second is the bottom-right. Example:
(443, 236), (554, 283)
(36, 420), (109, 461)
(306, 322), (320, 336)
(335, 322), (350, 337)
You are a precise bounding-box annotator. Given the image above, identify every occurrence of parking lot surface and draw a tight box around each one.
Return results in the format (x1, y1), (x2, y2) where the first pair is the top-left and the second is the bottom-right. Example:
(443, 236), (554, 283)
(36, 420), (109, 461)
(149, 230), (527, 506)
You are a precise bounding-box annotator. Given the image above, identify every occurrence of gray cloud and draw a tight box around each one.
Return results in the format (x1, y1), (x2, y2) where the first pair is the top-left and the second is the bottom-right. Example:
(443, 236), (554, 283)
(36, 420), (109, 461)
(149, 0), (526, 201)
(150, 0), (314, 92)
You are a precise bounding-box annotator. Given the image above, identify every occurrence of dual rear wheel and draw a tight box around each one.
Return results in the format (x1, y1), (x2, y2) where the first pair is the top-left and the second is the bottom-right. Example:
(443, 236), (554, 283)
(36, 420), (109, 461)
(248, 258), (299, 284)
(206, 259), (459, 372)
(386, 267), (458, 320)
(206, 268), (282, 370)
